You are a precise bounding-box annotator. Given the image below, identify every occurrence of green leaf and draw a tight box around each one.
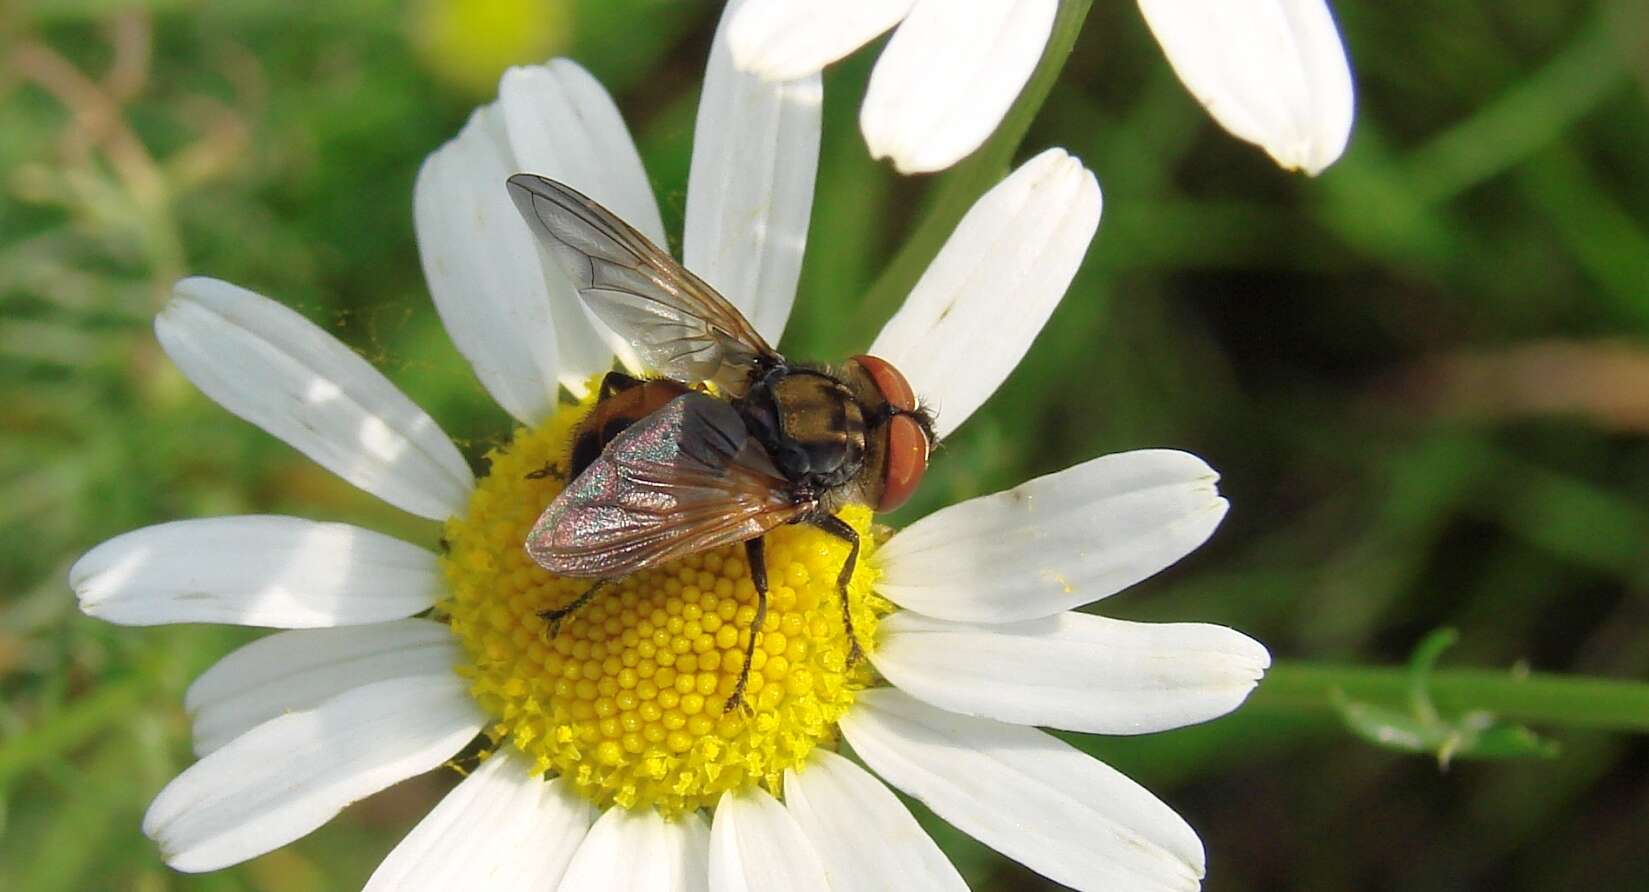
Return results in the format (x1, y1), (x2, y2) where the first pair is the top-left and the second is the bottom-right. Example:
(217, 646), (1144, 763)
(1328, 629), (1562, 766)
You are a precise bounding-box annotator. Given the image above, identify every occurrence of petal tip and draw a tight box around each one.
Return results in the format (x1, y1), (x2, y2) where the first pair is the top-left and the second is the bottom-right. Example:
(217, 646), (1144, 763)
(724, 3), (765, 69)
(1271, 139), (1346, 177)
(66, 538), (126, 618)
(726, 33), (799, 82)
(494, 60), (545, 94)
(65, 549), (97, 598)
(863, 118), (960, 176)
(170, 274), (222, 300)
(140, 783), (174, 841)
(1234, 629), (1273, 675)
(888, 153), (937, 176)
(870, 136), (935, 176)
(1295, 144), (1347, 177)
(1202, 494), (1232, 529)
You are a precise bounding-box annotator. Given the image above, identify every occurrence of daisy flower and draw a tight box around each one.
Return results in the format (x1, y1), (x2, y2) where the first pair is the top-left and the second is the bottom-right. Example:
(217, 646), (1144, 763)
(69, 4), (1268, 889)
(730, 0), (1356, 175)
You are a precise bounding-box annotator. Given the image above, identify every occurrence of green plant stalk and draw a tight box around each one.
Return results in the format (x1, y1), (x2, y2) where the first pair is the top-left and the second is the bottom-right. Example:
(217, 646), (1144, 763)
(1404, 0), (1639, 205)
(1252, 662), (1649, 733)
(855, 0), (1095, 336)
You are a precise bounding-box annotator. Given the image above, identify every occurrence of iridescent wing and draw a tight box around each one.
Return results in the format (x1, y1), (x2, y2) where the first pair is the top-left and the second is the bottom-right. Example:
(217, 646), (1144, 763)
(507, 174), (781, 397)
(526, 392), (810, 577)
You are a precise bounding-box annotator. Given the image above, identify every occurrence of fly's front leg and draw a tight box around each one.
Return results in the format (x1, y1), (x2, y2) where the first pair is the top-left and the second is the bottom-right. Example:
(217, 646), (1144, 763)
(724, 536), (769, 714)
(538, 579), (611, 638)
(809, 514), (864, 669)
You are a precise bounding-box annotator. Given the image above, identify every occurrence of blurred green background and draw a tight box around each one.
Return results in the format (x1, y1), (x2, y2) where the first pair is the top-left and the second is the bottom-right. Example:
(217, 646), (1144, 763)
(4, 0), (1648, 889)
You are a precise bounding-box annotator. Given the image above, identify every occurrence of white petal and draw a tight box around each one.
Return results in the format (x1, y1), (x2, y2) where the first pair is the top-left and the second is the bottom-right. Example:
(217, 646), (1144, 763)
(784, 749), (965, 892)
(860, 0), (1056, 173)
(156, 278), (472, 519)
(729, 0), (918, 81)
(366, 751), (595, 892)
(708, 788), (829, 892)
(868, 148), (1099, 440)
(875, 450), (1226, 623)
(684, 0), (822, 346)
(558, 807), (710, 892)
(416, 107), (561, 423)
(69, 516), (441, 628)
(840, 688), (1204, 892)
(1138, 0), (1354, 175)
(143, 674), (484, 873)
(186, 619), (459, 755)
(496, 61), (666, 249)
(874, 611), (1269, 734)
(420, 61), (664, 407)
(498, 59), (666, 388)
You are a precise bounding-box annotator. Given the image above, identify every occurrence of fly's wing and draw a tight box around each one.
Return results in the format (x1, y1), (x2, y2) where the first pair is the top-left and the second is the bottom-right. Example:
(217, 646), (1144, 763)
(526, 392), (809, 577)
(507, 174), (780, 397)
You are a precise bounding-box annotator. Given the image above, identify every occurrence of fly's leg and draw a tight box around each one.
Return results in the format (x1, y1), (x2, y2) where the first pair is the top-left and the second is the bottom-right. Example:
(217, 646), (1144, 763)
(809, 514), (864, 669)
(599, 370), (644, 398)
(524, 461), (562, 480)
(538, 579), (611, 638)
(724, 537), (769, 714)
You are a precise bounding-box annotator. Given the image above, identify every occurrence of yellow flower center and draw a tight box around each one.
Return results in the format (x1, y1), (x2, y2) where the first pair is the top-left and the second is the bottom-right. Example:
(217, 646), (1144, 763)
(439, 387), (885, 815)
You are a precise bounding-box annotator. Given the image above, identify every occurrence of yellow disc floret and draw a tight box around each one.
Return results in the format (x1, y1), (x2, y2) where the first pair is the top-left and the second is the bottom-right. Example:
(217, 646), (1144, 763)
(439, 388), (887, 815)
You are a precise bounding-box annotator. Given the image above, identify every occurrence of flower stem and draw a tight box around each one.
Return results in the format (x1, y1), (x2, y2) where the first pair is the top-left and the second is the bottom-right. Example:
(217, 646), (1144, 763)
(854, 0), (1095, 335)
(1252, 662), (1649, 733)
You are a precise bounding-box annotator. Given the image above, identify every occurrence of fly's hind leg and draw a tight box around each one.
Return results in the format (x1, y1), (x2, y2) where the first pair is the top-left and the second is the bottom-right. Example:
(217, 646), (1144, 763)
(724, 537), (769, 714)
(599, 370), (645, 398)
(538, 579), (612, 638)
(809, 514), (865, 669)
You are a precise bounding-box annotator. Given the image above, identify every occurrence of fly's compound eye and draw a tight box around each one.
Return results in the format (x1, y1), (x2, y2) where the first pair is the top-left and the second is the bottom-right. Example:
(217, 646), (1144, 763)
(878, 413), (929, 512)
(852, 354), (917, 414)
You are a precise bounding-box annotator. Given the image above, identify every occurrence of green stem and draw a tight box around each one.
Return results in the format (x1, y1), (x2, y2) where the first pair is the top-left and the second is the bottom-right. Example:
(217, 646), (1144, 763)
(853, 0), (1094, 336)
(1252, 662), (1649, 733)
(1403, 3), (1633, 205)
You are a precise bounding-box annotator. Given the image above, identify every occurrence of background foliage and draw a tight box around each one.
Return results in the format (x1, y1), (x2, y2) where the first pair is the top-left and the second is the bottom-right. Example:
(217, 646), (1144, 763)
(3, 1), (1647, 889)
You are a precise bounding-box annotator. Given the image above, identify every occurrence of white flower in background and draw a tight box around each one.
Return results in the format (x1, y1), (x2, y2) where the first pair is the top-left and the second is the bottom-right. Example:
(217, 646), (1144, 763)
(69, 3), (1268, 889)
(731, 0), (1355, 175)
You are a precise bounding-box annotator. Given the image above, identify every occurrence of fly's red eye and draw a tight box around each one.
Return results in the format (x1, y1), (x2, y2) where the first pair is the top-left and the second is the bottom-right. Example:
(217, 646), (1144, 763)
(878, 414), (929, 512)
(853, 354), (917, 413)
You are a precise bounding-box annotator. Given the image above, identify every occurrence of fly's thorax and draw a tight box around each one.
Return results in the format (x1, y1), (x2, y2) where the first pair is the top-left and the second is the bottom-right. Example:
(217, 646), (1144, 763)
(737, 366), (866, 490)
